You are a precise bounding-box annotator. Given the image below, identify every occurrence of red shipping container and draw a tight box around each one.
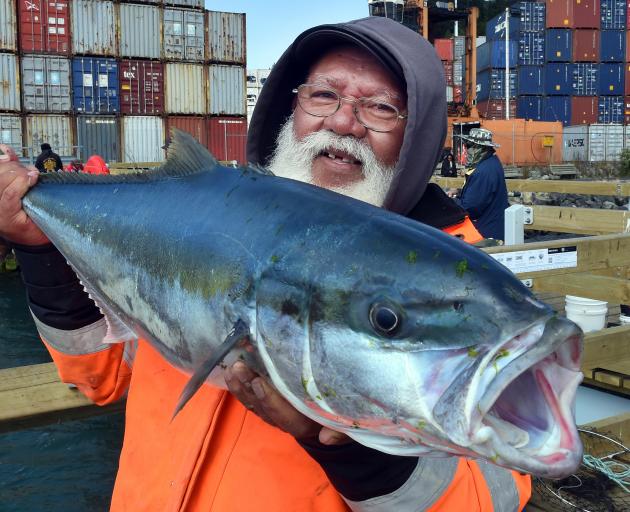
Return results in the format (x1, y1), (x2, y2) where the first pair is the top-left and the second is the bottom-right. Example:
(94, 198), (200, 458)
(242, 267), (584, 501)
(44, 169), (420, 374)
(625, 63), (630, 96)
(626, 31), (630, 63)
(570, 96), (598, 124)
(573, 29), (599, 61)
(19, 0), (70, 54)
(442, 60), (454, 84)
(453, 85), (463, 103)
(434, 39), (454, 61)
(165, 116), (207, 147)
(477, 99), (516, 120)
(546, 0), (573, 29)
(119, 60), (164, 115)
(625, 96), (630, 124)
(207, 117), (247, 163)
(573, 0), (599, 29)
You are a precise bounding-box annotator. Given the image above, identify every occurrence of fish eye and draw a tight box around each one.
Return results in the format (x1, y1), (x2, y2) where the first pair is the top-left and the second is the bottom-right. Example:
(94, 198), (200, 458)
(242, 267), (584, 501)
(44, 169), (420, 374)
(369, 303), (400, 336)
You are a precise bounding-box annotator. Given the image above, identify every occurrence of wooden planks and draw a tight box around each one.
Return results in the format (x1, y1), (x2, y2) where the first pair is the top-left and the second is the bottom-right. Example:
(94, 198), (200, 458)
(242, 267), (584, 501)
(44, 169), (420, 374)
(0, 362), (124, 433)
(527, 206), (630, 235)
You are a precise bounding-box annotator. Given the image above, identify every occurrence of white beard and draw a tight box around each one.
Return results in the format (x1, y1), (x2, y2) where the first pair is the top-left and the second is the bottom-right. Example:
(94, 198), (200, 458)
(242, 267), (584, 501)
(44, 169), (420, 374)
(267, 115), (397, 207)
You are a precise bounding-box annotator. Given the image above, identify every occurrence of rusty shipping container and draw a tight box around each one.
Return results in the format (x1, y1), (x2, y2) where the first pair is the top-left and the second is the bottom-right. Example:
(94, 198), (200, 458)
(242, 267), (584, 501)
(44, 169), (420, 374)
(442, 60), (453, 84)
(165, 63), (206, 114)
(18, 0), (70, 55)
(165, 116), (206, 147)
(546, 0), (573, 28)
(119, 3), (161, 59)
(71, 0), (116, 56)
(0, 54), (21, 112)
(207, 11), (246, 64)
(477, 99), (516, 120)
(119, 60), (164, 114)
(0, 0), (17, 52)
(163, 8), (205, 62)
(434, 39), (453, 61)
(164, 0), (204, 10)
(208, 64), (245, 116)
(25, 114), (73, 156)
(573, 29), (599, 61)
(207, 116), (247, 163)
(121, 116), (164, 163)
(571, 96), (598, 124)
(21, 55), (71, 112)
(76, 115), (120, 163)
(0, 114), (23, 150)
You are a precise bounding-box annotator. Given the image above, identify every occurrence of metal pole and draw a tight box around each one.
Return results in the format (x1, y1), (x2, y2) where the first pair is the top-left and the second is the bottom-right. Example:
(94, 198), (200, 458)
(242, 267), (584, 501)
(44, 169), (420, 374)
(505, 7), (510, 120)
(454, 0), (458, 36)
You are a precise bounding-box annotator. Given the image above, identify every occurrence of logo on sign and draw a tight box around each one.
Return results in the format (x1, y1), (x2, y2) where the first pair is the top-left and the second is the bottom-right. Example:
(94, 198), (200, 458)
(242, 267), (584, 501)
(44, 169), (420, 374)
(566, 138), (584, 148)
(123, 71), (136, 79)
(25, 0), (39, 11)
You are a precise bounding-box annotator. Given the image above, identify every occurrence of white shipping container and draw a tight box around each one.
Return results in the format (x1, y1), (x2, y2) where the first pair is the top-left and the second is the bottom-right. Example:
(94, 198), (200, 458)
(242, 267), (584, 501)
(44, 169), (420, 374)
(588, 124), (624, 162)
(0, 54), (20, 111)
(562, 125), (588, 162)
(21, 55), (71, 112)
(208, 64), (245, 115)
(207, 11), (246, 64)
(446, 85), (453, 102)
(164, 0), (204, 8)
(119, 4), (161, 59)
(163, 8), (205, 62)
(476, 36), (486, 48)
(0, 0), (17, 51)
(0, 114), (23, 151)
(25, 115), (73, 157)
(122, 116), (164, 162)
(166, 63), (206, 114)
(71, 0), (116, 56)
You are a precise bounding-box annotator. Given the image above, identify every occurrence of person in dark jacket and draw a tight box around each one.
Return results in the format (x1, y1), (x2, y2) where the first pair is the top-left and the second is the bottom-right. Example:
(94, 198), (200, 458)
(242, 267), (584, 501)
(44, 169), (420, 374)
(34, 143), (63, 173)
(455, 128), (509, 241)
(440, 152), (457, 177)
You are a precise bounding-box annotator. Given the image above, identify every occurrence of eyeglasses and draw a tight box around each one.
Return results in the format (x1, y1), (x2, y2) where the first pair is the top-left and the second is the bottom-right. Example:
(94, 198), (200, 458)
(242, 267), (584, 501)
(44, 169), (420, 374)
(292, 83), (407, 133)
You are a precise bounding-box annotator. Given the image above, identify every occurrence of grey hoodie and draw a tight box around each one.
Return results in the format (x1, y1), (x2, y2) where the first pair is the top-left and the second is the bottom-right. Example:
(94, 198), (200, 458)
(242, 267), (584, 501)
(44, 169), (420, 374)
(246, 16), (447, 216)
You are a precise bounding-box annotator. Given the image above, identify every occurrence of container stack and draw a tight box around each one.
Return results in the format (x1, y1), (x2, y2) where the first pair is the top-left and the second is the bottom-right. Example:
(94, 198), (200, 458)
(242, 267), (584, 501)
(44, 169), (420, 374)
(0, 0), (247, 164)
(434, 36), (466, 106)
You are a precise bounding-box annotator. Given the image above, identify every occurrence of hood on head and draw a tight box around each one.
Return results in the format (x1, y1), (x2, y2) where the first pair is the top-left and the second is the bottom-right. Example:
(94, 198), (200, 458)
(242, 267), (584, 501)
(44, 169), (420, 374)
(246, 17), (447, 215)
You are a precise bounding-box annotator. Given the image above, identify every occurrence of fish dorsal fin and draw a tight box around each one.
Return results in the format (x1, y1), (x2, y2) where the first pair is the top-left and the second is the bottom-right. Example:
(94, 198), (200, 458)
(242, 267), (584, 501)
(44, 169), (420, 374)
(242, 162), (275, 176)
(35, 129), (218, 185)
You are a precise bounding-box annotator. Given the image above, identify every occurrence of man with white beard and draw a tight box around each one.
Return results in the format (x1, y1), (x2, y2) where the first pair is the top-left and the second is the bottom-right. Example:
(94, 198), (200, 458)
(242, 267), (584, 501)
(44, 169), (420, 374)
(0, 16), (530, 512)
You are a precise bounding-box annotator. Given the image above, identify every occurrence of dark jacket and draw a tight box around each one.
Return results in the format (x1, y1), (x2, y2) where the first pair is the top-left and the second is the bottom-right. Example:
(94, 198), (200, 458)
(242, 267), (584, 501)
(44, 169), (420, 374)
(458, 153), (509, 240)
(35, 149), (63, 173)
(440, 156), (457, 177)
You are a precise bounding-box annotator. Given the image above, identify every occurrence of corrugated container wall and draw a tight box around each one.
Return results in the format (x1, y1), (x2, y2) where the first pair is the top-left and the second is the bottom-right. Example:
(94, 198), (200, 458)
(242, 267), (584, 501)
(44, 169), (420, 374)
(544, 95), (571, 125)
(563, 125), (588, 161)
(0, 54), (21, 111)
(18, 0), (70, 54)
(119, 60), (164, 114)
(71, 0), (116, 56)
(165, 63), (205, 114)
(165, 116), (206, 146)
(21, 55), (71, 112)
(434, 39), (453, 60)
(72, 58), (119, 114)
(0, 0), (17, 52)
(25, 114), (72, 155)
(546, 0), (573, 28)
(625, 97), (630, 124)
(572, 30), (599, 61)
(601, 0), (626, 30)
(599, 63), (625, 95)
(207, 11), (246, 64)
(0, 114), (23, 149)
(588, 124), (624, 161)
(573, 0), (600, 28)
(517, 95), (544, 120)
(572, 64), (599, 96)
(164, 0), (204, 8)
(544, 63), (573, 95)
(122, 116), (164, 162)
(476, 69), (517, 101)
(76, 116), (119, 162)
(207, 116), (247, 163)
(476, 41), (517, 71)
(486, 15), (520, 40)
(518, 32), (545, 65)
(520, 2), (545, 32)
(545, 29), (573, 61)
(163, 8), (205, 62)
(517, 65), (544, 95)
(626, 63), (630, 96)
(571, 96), (598, 124)
(598, 96), (624, 122)
(600, 30), (625, 61)
(119, 4), (161, 59)
(208, 64), (245, 115)
(453, 36), (465, 58)
(477, 99), (516, 119)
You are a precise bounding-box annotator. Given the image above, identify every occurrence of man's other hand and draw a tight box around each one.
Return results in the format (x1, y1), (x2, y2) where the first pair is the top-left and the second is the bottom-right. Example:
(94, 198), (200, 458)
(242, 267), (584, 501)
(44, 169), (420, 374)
(225, 361), (351, 446)
(0, 144), (49, 246)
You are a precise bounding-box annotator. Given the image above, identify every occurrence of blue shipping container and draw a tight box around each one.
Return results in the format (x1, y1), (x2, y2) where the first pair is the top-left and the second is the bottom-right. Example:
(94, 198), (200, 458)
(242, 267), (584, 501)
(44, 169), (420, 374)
(544, 63), (573, 95)
(517, 95), (544, 120)
(518, 65), (544, 95)
(601, 0), (626, 30)
(543, 96), (571, 125)
(600, 30), (625, 62)
(518, 32), (545, 65)
(519, 2), (545, 32)
(598, 63), (624, 95)
(598, 96), (624, 123)
(476, 40), (517, 71)
(72, 57), (119, 114)
(486, 14), (520, 40)
(476, 68), (517, 101)
(545, 29), (572, 62)
(572, 63), (598, 96)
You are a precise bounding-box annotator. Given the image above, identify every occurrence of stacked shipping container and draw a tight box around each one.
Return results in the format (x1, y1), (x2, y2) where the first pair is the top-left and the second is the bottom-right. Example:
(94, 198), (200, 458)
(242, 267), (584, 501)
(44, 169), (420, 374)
(0, 2), (247, 163)
(435, 36), (465, 104)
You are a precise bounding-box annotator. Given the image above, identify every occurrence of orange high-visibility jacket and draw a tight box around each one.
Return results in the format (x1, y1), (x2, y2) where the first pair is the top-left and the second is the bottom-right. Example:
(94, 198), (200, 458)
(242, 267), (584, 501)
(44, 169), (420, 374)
(35, 218), (530, 512)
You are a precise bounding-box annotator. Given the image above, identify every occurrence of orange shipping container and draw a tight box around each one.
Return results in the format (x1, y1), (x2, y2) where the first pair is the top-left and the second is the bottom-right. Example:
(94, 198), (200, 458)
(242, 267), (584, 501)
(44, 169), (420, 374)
(573, 29), (599, 61)
(434, 39), (454, 61)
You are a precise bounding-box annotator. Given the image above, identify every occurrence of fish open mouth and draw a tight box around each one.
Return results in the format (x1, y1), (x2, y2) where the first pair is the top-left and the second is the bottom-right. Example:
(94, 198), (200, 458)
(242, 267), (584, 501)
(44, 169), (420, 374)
(470, 317), (584, 478)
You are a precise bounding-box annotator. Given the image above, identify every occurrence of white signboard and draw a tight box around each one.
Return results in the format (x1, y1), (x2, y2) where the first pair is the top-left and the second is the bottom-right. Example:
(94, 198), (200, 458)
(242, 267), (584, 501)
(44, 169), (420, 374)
(490, 246), (578, 273)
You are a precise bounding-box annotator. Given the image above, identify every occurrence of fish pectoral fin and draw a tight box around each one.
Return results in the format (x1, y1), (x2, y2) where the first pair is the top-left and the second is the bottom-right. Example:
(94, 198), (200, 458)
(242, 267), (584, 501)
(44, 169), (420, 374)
(172, 319), (250, 420)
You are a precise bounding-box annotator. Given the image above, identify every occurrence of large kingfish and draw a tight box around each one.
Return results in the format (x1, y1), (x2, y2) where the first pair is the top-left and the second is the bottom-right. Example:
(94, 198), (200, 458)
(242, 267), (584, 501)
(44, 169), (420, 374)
(22, 130), (583, 478)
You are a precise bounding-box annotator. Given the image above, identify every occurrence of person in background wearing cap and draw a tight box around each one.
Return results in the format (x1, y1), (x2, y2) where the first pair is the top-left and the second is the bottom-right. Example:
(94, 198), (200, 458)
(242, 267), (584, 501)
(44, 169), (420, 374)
(0, 17), (530, 511)
(34, 142), (63, 173)
(451, 128), (509, 241)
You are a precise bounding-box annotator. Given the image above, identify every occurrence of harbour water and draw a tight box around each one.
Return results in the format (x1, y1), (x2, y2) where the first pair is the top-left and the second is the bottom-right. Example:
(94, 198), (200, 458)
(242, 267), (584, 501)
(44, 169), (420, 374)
(0, 270), (124, 512)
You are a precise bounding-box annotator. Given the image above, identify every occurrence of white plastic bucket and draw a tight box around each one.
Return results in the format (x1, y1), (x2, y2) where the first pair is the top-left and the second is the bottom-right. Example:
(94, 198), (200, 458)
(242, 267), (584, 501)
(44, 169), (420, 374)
(620, 314), (630, 326)
(565, 295), (608, 333)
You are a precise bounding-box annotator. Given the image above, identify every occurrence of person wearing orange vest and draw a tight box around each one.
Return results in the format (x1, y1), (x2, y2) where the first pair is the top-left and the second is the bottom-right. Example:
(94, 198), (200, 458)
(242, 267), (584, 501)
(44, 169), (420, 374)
(0, 17), (530, 511)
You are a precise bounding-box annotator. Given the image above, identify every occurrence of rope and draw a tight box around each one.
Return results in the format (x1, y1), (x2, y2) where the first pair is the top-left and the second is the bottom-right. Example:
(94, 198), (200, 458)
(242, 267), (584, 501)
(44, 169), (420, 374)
(582, 454), (630, 493)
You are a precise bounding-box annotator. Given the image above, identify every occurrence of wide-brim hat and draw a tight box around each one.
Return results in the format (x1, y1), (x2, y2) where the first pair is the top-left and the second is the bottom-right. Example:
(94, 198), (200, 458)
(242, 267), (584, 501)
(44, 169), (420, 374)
(457, 127), (499, 148)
